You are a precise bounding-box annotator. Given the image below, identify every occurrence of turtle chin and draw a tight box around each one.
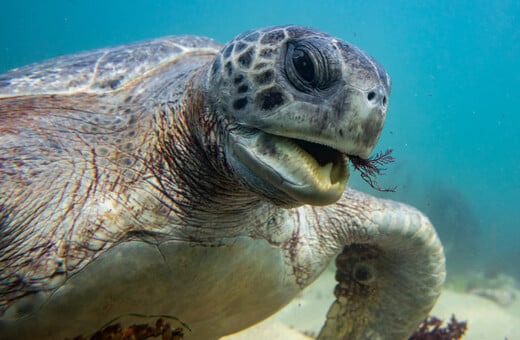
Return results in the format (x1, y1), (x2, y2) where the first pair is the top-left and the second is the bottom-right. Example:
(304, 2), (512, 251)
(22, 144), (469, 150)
(229, 129), (349, 206)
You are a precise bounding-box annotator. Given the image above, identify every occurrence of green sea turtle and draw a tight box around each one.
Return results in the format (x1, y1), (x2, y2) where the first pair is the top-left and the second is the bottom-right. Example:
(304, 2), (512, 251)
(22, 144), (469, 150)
(0, 25), (445, 339)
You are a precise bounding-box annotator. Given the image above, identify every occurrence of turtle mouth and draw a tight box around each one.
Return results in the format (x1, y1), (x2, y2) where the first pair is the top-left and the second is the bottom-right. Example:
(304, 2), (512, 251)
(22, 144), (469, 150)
(232, 129), (350, 205)
(290, 138), (347, 185)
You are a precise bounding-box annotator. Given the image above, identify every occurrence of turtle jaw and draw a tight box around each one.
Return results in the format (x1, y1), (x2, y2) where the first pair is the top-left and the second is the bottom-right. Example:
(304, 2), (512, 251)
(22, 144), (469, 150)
(231, 130), (350, 206)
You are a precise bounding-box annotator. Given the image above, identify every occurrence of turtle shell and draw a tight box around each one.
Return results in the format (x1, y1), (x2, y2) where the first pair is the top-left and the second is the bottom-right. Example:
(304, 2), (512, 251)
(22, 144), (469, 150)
(0, 35), (222, 97)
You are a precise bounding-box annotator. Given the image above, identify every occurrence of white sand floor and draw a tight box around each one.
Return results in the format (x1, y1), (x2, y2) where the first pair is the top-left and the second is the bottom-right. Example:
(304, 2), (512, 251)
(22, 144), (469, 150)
(223, 271), (520, 340)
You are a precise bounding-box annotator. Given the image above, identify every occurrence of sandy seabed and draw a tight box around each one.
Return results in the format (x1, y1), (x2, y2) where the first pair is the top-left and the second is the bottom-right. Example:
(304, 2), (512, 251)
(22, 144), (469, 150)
(223, 271), (520, 340)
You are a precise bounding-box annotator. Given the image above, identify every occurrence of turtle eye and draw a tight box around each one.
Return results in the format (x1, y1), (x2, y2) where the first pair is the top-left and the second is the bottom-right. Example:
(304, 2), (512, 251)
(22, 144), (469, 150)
(285, 40), (338, 92)
(292, 48), (315, 83)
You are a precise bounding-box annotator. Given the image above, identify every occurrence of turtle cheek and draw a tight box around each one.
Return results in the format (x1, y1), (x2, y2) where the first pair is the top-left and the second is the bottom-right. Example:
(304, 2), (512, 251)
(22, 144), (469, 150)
(254, 86), (287, 112)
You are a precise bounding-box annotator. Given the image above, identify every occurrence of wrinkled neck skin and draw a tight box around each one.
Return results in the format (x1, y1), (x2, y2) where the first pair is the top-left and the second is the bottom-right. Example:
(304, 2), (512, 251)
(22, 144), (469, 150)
(151, 65), (283, 237)
(151, 66), (345, 284)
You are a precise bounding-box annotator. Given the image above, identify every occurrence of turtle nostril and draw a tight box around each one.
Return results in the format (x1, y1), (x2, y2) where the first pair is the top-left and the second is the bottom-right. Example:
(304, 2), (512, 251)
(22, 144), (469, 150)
(367, 87), (387, 106)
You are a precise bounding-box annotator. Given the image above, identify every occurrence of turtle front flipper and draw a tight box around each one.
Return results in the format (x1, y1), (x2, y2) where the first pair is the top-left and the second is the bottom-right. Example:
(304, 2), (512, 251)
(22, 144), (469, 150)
(315, 188), (446, 340)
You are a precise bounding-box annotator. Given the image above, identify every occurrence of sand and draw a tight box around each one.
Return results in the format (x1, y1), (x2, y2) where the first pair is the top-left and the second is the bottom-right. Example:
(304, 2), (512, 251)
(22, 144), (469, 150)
(223, 271), (520, 339)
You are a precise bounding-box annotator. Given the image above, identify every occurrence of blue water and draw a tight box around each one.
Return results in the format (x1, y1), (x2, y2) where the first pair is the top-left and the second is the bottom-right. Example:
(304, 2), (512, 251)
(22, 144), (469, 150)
(1, 1), (518, 274)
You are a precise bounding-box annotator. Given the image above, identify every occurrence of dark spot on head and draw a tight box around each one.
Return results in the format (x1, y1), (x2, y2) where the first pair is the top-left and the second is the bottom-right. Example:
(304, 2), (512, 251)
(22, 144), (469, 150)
(339, 129), (344, 137)
(223, 44), (234, 59)
(233, 97), (248, 110)
(254, 62), (268, 70)
(260, 30), (286, 44)
(127, 130), (136, 137)
(124, 142), (134, 151)
(256, 87), (285, 110)
(237, 84), (248, 93)
(124, 96), (133, 103)
(238, 47), (255, 68)
(259, 48), (276, 58)
(234, 74), (244, 84)
(235, 42), (247, 53)
(254, 70), (274, 85)
(244, 32), (260, 42)
(225, 62), (233, 77)
(124, 108), (132, 115)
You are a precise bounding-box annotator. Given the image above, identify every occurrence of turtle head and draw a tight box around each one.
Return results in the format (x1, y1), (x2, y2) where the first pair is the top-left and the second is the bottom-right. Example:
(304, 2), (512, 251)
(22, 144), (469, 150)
(207, 25), (391, 206)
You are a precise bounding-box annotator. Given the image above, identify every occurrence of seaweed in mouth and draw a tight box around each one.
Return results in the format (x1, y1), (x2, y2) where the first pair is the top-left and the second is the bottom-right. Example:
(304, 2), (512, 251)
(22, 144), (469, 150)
(348, 149), (397, 192)
(291, 138), (396, 192)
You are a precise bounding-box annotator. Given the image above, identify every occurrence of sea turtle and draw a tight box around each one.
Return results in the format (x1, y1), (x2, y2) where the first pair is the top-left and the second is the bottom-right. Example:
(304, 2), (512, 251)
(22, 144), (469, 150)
(0, 25), (445, 339)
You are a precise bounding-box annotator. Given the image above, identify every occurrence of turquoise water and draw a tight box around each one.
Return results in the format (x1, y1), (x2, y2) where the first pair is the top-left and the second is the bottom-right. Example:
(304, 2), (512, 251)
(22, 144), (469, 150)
(1, 0), (518, 277)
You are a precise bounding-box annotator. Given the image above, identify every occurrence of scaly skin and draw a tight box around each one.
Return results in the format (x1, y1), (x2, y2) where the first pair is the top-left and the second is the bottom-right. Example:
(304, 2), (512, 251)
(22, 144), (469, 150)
(0, 26), (445, 339)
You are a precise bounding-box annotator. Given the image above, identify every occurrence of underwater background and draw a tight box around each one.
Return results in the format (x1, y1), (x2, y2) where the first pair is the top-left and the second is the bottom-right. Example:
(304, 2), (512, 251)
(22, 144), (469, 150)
(1, 0), (518, 336)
